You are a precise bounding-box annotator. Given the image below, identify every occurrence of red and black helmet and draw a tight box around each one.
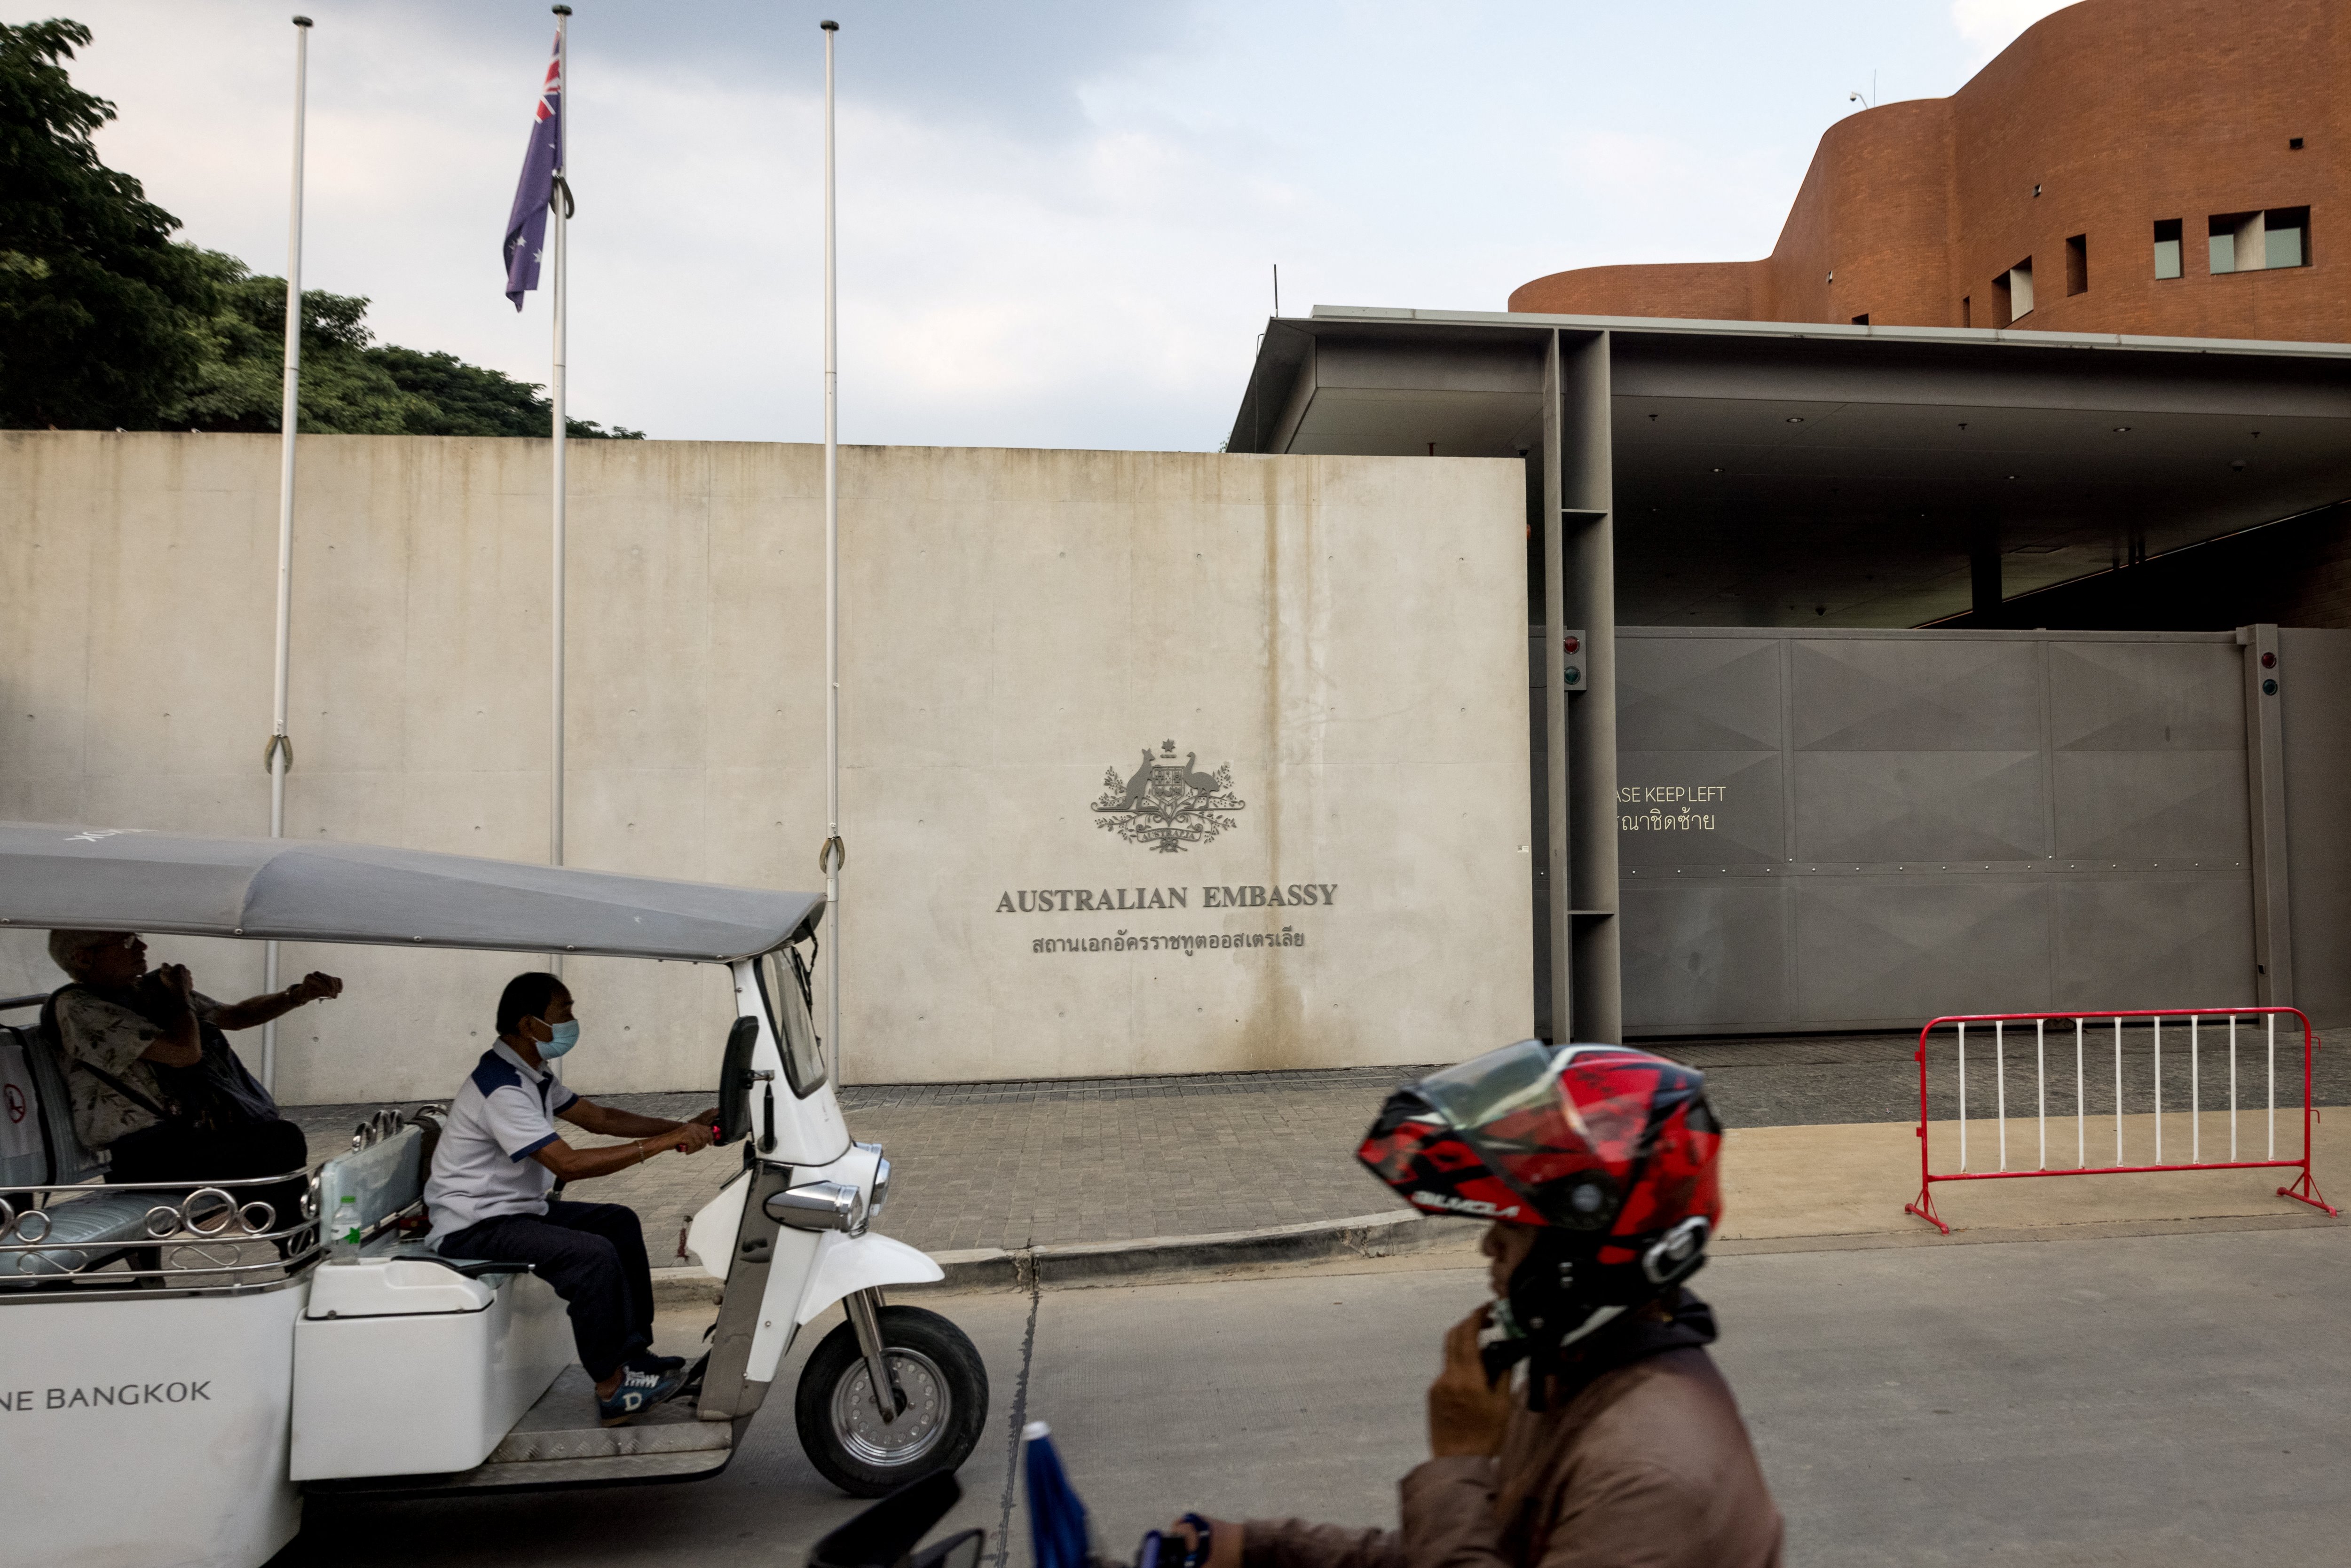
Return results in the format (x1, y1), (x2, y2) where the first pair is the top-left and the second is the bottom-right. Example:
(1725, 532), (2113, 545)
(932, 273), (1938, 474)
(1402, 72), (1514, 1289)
(1358, 1039), (1723, 1272)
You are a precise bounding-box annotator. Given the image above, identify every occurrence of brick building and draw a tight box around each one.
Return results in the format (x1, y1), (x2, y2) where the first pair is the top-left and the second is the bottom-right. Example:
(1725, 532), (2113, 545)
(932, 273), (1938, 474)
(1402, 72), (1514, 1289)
(1510, 0), (2346, 344)
(1502, 0), (2351, 633)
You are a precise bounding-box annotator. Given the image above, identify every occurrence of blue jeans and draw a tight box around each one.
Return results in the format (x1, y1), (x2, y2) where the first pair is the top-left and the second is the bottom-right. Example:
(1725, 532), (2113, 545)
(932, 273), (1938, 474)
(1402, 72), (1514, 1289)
(438, 1199), (655, 1380)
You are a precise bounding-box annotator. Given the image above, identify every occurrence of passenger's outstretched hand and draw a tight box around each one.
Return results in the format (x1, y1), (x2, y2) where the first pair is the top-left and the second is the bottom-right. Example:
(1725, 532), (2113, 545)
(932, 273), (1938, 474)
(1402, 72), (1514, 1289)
(1428, 1304), (1513, 1458)
(291, 971), (343, 1003)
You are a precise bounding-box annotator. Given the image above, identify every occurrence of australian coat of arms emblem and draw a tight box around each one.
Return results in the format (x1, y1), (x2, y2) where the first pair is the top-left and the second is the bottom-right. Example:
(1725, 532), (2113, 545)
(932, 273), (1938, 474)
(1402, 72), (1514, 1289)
(1093, 740), (1245, 853)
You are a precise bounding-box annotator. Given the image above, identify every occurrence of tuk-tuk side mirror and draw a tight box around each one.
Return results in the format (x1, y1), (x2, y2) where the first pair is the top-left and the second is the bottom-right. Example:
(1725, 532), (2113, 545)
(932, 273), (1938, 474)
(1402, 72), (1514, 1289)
(908, 1529), (985, 1568)
(810, 1471), (962, 1568)
(714, 1016), (759, 1147)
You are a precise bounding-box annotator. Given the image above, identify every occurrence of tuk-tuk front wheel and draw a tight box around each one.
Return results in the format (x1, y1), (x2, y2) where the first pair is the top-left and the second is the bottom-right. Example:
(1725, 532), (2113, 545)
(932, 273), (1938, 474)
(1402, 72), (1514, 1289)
(795, 1304), (989, 1497)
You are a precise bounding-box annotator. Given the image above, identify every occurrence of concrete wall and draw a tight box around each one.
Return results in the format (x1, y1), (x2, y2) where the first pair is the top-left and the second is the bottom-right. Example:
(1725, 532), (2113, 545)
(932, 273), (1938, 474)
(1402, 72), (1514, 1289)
(0, 433), (1532, 1102)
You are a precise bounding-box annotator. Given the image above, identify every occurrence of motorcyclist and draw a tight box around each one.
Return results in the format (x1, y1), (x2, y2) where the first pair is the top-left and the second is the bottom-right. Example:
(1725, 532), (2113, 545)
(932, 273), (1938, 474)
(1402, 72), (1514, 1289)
(1168, 1039), (1782, 1568)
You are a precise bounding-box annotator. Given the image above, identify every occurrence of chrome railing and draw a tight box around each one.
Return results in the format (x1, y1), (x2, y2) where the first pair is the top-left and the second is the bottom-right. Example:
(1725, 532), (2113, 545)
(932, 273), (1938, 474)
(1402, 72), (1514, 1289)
(0, 1169), (322, 1290)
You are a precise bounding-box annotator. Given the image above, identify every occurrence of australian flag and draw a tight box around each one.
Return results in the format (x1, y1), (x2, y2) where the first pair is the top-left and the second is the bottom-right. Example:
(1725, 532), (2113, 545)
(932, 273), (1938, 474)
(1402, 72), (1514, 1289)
(502, 31), (563, 310)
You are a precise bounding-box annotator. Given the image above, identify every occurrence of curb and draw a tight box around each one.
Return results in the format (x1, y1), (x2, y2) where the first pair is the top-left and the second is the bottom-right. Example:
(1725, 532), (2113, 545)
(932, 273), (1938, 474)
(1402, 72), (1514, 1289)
(931, 1209), (1475, 1291)
(648, 1210), (1475, 1304)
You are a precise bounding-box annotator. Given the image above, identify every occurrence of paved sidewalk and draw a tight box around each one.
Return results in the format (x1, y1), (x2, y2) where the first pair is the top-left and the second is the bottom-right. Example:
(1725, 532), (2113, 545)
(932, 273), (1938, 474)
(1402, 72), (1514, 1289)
(289, 1030), (2351, 1257)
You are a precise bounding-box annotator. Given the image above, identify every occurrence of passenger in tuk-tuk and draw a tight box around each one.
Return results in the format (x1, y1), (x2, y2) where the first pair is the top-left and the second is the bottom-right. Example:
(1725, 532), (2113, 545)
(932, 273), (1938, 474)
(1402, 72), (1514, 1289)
(423, 971), (720, 1427)
(43, 928), (337, 1229)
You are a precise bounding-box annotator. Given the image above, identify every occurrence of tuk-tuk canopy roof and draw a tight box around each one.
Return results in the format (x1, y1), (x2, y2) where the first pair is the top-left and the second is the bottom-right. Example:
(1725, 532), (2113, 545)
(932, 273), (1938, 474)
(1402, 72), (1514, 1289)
(0, 822), (823, 962)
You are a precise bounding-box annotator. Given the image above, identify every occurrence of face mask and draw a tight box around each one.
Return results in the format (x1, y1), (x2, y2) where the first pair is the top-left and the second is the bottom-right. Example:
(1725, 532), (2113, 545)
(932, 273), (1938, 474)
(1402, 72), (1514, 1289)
(538, 1020), (580, 1058)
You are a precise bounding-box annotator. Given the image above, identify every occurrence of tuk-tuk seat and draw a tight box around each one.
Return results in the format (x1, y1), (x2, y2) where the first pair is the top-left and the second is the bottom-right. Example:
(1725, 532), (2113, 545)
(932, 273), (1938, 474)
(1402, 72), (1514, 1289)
(2, 1020), (181, 1284)
(315, 1123), (426, 1240)
(0, 1187), (163, 1282)
(306, 1127), (536, 1316)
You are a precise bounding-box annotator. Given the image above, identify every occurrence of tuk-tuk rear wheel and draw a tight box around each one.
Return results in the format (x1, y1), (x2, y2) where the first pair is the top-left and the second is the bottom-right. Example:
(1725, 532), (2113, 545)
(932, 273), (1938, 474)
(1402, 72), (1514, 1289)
(794, 1304), (990, 1497)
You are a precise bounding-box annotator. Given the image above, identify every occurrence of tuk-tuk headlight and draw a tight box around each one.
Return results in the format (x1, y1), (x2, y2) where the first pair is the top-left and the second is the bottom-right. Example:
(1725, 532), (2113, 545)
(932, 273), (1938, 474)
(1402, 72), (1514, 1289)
(854, 1142), (890, 1223)
(765, 1181), (868, 1236)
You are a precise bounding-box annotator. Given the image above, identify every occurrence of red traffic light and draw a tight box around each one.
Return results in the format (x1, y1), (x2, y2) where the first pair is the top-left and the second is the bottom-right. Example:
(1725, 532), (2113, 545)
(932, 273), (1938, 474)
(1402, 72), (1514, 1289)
(2262, 651), (2278, 668)
(1563, 635), (1580, 654)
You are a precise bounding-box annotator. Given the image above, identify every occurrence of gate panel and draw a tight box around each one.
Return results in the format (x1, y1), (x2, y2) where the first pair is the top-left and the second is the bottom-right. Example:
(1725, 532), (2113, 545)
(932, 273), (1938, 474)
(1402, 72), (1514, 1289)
(2051, 750), (2250, 862)
(2053, 876), (2257, 1012)
(1791, 637), (2041, 751)
(1793, 876), (2051, 1025)
(1620, 881), (1789, 1029)
(1618, 629), (2256, 1037)
(1792, 749), (2045, 863)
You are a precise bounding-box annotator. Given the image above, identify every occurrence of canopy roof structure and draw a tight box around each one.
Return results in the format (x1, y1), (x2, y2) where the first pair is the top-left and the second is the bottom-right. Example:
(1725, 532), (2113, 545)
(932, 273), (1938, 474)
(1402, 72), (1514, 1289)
(1229, 307), (2351, 627)
(0, 822), (822, 962)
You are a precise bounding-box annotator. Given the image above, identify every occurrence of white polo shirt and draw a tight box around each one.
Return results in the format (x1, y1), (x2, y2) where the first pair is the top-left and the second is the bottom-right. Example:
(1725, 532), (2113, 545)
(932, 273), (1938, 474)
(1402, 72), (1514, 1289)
(423, 1040), (579, 1237)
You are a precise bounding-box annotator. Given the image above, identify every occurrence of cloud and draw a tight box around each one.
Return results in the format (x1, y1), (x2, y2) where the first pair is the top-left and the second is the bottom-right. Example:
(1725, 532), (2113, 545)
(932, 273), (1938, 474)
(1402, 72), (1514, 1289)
(17, 1), (2021, 451)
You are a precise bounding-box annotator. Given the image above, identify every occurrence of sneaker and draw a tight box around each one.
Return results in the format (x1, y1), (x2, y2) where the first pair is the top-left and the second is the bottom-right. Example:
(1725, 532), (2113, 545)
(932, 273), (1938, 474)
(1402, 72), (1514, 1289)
(598, 1365), (686, 1427)
(627, 1352), (686, 1374)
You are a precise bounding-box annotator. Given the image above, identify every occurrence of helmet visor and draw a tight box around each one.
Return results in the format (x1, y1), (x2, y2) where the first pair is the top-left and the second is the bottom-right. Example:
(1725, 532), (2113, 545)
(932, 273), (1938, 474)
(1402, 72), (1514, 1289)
(1412, 1038), (1562, 1133)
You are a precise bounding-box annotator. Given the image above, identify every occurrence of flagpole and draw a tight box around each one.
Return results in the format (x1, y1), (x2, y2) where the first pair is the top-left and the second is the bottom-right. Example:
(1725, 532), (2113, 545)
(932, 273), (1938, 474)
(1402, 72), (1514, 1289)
(262, 12), (311, 1095)
(819, 19), (843, 1085)
(550, 4), (570, 877)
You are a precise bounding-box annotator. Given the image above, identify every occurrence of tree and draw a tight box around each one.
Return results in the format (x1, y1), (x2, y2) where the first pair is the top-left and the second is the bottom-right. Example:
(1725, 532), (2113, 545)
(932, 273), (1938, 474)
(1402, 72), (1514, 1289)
(0, 18), (216, 429)
(167, 249), (432, 434)
(164, 249), (642, 438)
(1, 17), (645, 439)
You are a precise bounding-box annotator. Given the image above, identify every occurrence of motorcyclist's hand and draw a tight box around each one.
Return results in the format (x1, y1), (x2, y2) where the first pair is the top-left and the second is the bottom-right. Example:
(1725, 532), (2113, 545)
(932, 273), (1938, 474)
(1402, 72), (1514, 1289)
(667, 1119), (715, 1154)
(688, 1105), (720, 1137)
(1428, 1304), (1513, 1458)
(1165, 1516), (1240, 1568)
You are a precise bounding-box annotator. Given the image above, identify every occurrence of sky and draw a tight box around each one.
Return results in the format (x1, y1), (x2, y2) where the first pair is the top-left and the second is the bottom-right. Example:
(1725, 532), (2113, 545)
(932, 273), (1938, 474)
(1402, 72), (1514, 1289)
(16, 0), (2078, 450)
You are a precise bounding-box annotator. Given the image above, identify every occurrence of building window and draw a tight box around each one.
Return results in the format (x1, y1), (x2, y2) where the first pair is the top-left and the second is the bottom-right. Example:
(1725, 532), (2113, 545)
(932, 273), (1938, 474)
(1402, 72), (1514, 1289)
(2291, 136), (2305, 150)
(2209, 213), (2247, 273)
(2268, 206), (2310, 268)
(1851, 313), (1869, 325)
(2154, 219), (2182, 278)
(2066, 234), (2088, 295)
(1962, 295), (1972, 327)
(1994, 259), (2033, 324)
(2210, 208), (2312, 272)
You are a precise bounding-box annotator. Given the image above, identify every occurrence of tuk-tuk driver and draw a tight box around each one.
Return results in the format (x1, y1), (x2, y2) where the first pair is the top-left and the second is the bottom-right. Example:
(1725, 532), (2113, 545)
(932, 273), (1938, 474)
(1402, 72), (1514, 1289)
(423, 971), (719, 1427)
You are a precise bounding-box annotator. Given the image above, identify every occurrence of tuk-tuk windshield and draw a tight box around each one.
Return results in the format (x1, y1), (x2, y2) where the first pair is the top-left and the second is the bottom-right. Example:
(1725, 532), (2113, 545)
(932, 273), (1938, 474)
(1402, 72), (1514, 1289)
(761, 944), (829, 1097)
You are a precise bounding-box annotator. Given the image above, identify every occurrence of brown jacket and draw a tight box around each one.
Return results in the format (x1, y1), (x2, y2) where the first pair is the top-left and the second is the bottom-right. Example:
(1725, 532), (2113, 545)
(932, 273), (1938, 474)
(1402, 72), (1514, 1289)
(1245, 1346), (1782, 1568)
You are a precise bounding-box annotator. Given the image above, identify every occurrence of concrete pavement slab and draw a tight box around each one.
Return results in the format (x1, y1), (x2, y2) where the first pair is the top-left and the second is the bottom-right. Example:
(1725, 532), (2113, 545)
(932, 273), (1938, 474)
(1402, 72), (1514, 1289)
(1010, 1226), (2351, 1567)
(287, 1031), (2347, 1262)
(1724, 1111), (2341, 1240)
(1708, 1223), (2351, 1566)
(271, 1220), (2351, 1568)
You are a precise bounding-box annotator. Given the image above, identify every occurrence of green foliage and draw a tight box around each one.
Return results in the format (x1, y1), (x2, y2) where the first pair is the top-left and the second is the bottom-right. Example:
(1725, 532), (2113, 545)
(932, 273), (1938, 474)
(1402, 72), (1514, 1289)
(0, 18), (645, 439)
(0, 18), (216, 429)
(163, 250), (643, 439)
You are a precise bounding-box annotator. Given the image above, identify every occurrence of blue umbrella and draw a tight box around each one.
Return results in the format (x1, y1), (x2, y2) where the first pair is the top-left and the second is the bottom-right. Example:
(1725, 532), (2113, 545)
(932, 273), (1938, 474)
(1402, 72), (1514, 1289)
(1024, 1420), (1093, 1568)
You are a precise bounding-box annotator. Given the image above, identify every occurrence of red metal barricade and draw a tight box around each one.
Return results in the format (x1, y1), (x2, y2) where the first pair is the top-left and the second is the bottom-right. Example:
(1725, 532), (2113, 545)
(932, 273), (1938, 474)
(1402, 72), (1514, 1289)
(1905, 1007), (2335, 1234)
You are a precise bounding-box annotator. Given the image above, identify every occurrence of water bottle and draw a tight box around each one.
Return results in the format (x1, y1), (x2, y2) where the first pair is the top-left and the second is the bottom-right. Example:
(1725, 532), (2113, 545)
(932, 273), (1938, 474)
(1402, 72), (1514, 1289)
(329, 1194), (363, 1263)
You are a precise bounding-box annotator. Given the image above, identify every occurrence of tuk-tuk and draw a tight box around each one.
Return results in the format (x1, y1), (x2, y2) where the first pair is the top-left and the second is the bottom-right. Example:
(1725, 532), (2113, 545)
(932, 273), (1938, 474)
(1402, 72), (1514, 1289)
(0, 821), (988, 1568)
